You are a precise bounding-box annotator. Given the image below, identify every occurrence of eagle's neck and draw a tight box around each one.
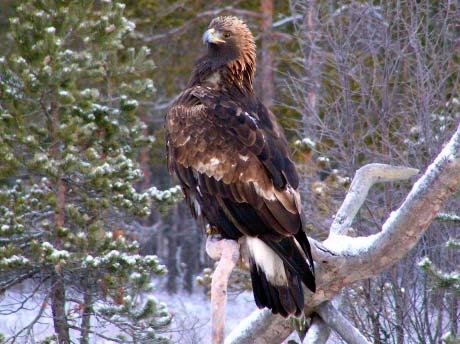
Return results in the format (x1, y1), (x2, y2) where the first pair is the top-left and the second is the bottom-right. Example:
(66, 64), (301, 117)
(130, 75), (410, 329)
(190, 56), (256, 97)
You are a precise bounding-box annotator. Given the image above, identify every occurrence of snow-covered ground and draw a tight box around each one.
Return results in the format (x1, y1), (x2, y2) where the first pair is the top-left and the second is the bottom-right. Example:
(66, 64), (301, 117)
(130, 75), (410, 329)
(156, 290), (257, 343)
(0, 286), (257, 343)
(1, 285), (345, 343)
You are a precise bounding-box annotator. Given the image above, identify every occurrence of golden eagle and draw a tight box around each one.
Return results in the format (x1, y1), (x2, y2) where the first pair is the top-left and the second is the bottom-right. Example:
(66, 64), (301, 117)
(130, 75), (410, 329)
(165, 16), (315, 317)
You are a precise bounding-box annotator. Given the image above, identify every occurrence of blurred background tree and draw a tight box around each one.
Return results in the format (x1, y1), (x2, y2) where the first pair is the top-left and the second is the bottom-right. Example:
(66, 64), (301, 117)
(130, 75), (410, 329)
(0, 0), (176, 342)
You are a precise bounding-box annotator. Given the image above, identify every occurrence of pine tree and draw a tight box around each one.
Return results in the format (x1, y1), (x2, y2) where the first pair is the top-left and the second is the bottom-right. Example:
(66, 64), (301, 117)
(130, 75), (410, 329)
(0, 1), (180, 342)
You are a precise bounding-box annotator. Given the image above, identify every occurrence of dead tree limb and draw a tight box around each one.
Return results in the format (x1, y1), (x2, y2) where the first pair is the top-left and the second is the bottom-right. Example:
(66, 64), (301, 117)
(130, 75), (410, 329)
(206, 237), (240, 344)
(225, 124), (460, 343)
(224, 309), (291, 344)
(316, 302), (371, 344)
(302, 314), (330, 344)
(329, 164), (419, 236)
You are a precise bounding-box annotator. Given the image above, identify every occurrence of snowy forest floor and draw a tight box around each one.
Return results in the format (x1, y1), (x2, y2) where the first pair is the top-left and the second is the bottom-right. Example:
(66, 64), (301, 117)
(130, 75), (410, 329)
(0, 284), (258, 343)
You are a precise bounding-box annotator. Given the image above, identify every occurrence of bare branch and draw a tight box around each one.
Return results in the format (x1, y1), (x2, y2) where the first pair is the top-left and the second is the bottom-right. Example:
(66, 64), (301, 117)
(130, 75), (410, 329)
(272, 15), (303, 28)
(4, 295), (49, 344)
(316, 302), (371, 344)
(329, 164), (419, 236)
(206, 237), (240, 344)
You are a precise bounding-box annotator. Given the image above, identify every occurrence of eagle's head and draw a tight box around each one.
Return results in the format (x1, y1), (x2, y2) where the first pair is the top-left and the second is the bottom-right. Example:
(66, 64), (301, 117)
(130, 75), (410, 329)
(202, 16), (256, 77)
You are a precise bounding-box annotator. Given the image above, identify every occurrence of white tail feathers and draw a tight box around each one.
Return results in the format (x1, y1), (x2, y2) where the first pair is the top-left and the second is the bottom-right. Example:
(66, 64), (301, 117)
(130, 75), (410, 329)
(245, 237), (287, 286)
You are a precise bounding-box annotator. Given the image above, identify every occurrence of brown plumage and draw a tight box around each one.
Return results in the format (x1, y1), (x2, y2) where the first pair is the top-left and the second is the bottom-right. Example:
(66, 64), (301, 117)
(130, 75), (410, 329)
(165, 16), (315, 317)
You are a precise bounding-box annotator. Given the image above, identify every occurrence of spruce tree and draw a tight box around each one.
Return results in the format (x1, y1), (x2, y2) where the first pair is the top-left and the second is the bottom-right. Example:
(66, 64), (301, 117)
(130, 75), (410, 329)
(0, 1), (179, 342)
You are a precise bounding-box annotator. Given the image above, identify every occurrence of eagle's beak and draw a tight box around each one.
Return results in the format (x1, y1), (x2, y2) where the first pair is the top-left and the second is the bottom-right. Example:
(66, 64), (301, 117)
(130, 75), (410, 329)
(203, 28), (225, 44)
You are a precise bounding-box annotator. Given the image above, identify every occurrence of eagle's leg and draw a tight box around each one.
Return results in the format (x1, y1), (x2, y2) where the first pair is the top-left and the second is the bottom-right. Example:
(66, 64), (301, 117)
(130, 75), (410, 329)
(206, 235), (240, 344)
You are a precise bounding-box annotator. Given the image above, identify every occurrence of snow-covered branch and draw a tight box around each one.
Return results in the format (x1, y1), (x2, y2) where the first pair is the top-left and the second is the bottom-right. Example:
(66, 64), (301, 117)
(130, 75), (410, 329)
(225, 124), (460, 343)
(329, 164), (419, 236)
(224, 309), (291, 344)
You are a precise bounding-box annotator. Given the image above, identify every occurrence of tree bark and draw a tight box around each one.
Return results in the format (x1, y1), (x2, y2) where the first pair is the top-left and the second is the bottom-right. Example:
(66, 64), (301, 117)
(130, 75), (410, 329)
(80, 275), (93, 344)
(224, 309), (291, 344)
(51, 273), (70, 344)
(259, 0), (274, 109)
(166, 206), (179, 293)
(48, 96), (71, 344)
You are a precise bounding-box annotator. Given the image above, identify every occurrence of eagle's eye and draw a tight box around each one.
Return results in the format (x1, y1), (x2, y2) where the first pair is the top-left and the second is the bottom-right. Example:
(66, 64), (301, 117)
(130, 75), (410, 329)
(223, 32), (231, 39)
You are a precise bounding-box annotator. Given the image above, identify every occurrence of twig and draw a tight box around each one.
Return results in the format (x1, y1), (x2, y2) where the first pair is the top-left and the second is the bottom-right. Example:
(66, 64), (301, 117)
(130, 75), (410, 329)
(206, 236), (240, 344)
(4, 295), (49, 344)
(272, 15), (303, 28)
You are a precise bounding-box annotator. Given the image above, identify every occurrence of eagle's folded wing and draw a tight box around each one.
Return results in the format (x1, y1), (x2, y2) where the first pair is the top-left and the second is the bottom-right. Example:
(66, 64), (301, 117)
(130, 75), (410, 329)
(166, 87), (302, 238)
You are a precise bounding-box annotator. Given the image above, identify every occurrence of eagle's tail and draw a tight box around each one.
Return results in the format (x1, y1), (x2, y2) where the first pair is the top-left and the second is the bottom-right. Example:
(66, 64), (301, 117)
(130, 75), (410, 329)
(246, 236), (315, 317)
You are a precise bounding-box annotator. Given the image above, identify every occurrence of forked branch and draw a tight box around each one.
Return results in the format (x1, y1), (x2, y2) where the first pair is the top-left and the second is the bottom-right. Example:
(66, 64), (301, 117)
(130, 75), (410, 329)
(226, 124), (460, 344)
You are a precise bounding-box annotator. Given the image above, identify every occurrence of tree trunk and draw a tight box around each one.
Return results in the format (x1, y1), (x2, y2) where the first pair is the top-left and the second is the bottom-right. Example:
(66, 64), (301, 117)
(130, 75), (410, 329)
(49, 96), (70, 343)
(166, 206), (179, 293)
(80, 275), (93, 344)
(259, 0), (274, 109)
(181, 212), (197, 293)
(51, 273), (70, 344)
(290, 0), (320, 137)
(449, 293), (458, 338)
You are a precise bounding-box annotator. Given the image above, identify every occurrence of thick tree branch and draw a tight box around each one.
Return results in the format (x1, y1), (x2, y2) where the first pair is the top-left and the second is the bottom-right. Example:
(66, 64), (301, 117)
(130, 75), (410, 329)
(305, 164), (416, 343)
(225, 125), (460, 343)
(224, 309), (291, 344)
(206, 237), (240, 344)
(316, 302), (371, 344)
(328, 124), (460, 281)
(329, 164), (419, 236)
(302, 314), (330, 344)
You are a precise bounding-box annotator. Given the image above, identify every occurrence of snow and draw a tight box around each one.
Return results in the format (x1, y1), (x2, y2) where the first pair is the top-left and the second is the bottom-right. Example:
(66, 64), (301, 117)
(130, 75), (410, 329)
(0, 287), (256, 343)
(147, 185), (182, 202)
(49, 249), (70, 260)
(417, 256), (432, 268)
(1, 255), (29, 266)
(324, 233), (379, 256)
(294, 137), (316, 149)
(158, 290), (256, 343)
(45, 26), (56, 34)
